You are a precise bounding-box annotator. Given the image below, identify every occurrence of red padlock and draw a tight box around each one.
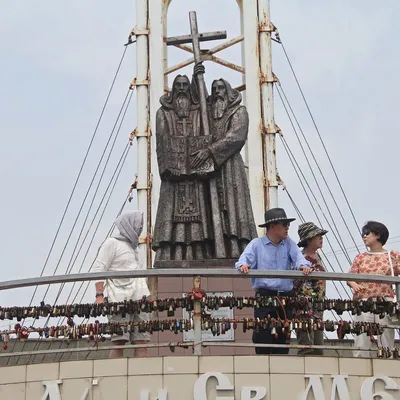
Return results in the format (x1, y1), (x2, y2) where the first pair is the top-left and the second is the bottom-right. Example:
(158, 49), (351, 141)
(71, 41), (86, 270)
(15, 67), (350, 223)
(2, 332), (9, 350)
(20, 327), (29, 340)
(188, 288), (206, 301)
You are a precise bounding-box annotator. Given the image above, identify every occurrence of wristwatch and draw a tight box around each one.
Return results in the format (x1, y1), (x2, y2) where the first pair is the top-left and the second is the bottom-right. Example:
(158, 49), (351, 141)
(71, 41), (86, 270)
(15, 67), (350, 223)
(95, 292), (104, 298)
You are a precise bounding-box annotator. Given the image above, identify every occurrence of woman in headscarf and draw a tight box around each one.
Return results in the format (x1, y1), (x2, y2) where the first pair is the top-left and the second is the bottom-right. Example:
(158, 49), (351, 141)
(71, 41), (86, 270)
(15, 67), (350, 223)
(294, 222), (328, 355)
(347, 221), (400, 357)
(93, 210), (150, 358)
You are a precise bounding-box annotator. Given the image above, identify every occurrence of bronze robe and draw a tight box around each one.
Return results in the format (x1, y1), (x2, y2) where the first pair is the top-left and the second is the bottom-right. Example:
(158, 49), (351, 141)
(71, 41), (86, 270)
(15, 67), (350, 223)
(152, 106), (213, 261)
(153, 82), (257, 261)
(207, 99), (257, 258)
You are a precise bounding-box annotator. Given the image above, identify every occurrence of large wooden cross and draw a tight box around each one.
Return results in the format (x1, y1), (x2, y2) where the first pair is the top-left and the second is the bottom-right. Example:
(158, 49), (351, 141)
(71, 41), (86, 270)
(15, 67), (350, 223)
(166, 12), (227, 259)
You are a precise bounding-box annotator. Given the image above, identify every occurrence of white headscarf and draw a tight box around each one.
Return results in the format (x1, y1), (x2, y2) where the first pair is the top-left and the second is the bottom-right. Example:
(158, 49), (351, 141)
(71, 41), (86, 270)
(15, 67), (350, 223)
(113, 210), (143, 249)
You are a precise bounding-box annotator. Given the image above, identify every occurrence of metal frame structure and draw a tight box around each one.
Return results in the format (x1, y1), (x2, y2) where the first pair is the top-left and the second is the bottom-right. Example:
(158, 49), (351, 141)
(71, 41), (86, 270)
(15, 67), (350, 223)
(131, 0), (279, 270)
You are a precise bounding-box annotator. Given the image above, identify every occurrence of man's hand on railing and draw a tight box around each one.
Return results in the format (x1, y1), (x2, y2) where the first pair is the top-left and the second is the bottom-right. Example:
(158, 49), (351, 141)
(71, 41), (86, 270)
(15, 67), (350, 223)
(238, 264), (251, 273)
(238, 265), (312, 275)
(299, 265), (312, 275)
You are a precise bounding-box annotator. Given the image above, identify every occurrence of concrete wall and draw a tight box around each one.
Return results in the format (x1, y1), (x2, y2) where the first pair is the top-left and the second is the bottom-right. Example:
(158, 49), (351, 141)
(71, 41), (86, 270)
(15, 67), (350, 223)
(0, 355), (399, 399)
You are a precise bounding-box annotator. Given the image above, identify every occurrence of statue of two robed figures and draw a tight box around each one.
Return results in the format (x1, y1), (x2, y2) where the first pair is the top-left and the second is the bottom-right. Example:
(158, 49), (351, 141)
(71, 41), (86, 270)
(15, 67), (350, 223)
(152, 63), (257, 266)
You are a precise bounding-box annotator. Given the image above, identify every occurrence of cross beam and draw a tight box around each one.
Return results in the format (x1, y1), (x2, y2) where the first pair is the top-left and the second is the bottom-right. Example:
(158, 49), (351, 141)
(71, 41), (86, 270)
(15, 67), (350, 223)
(166, 31), (226, 46)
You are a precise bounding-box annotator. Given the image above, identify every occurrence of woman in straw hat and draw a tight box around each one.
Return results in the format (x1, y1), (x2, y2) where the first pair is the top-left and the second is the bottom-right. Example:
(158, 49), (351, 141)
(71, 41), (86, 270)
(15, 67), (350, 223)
(294, 222), (328, 355)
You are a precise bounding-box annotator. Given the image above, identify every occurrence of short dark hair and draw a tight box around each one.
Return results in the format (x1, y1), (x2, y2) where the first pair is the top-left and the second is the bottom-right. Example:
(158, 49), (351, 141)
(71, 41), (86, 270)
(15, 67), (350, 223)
(362, 221), (389, 245)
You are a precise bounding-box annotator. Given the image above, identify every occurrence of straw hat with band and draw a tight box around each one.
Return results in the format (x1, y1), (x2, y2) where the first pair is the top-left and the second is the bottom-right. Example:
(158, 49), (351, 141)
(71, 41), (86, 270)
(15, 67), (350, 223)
(297, 222), (328, 248)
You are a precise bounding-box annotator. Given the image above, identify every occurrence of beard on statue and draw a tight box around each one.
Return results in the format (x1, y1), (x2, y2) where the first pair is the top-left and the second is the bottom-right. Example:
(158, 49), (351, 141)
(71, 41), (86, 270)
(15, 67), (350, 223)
(212, 95), (228, 120)
(174, 92), (190, 118)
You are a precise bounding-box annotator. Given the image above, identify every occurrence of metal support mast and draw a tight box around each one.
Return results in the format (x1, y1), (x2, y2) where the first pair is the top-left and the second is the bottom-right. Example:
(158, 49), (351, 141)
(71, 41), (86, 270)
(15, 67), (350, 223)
(134, 0), (152, 270)
(259, 0), (278, 209)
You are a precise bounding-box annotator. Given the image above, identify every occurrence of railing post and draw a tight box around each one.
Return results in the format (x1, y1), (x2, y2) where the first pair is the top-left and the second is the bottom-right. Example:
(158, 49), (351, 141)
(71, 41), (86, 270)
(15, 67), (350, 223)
(396, 283), (400, 302)
(193, 276), (202, 355)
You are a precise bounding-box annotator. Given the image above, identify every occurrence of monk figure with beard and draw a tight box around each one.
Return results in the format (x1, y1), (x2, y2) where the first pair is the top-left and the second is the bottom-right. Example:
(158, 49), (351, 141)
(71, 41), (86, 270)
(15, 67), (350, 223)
(153, 65), (257, 265)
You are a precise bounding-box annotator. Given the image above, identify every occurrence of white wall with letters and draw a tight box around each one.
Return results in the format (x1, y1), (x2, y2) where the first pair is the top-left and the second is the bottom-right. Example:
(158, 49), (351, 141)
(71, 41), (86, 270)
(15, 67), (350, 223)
(0, 355), (399, 399)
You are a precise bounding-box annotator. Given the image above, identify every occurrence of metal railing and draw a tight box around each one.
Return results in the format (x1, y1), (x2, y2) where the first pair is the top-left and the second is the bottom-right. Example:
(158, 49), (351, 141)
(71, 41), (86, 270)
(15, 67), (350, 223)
(1, 269), (400, 290)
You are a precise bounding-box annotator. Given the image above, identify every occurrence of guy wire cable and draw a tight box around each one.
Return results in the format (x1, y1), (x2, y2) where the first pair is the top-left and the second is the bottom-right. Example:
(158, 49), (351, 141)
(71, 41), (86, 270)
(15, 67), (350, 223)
(279, 136), (353, 300)
(57, 145), (131, 322)
(279, 37), (360, 240)
(277, 85), (353, 265)
(277, 82), (361, 253)
(25, 46), (128, 316)
(6, 47), (129, 364)
(38, 89), (131, 304)
(284, 186), (348, 351)
(17, 88), (131, 340)
(25, 145), (132, 360)
(48, 90), (134, 305)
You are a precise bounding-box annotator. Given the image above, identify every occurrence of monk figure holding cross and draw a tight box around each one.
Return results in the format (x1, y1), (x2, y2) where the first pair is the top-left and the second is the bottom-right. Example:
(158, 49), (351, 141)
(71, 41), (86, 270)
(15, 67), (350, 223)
(152, 12), (256, 266)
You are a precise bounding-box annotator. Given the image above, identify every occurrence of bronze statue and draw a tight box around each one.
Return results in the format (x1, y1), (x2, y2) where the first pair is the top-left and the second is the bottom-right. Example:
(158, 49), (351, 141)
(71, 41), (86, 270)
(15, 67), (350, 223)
(152, 65), (257, 265)
(152, 12), (256, 266)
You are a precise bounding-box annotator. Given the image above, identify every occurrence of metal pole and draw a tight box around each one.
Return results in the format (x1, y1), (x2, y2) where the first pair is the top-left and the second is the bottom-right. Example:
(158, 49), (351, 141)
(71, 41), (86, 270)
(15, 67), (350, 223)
(258, 0), (278, 208)
(0, 341), (383, 358)
(0, 342), (193, 359)
(188, 11), (226, 258)
(135, 0), (150, 262)
(203, 342), (378, 352)
(193, 276), (202, 355)
(148, 0), (168, 302)
(240, 0), (265, 236)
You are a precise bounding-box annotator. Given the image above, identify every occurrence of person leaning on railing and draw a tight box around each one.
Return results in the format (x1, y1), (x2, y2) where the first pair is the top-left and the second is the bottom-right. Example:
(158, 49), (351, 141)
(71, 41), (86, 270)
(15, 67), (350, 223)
(294, 222), (328, 356)
(347, 221), (400, 358)
(236, 208), (312, 355)
(93, 210), (150, 359)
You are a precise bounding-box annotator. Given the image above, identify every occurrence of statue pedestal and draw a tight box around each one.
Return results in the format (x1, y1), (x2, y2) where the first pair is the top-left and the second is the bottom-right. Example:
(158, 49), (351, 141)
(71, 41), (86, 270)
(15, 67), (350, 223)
(153, 263), (255, 357)
(153, 259), (236, 269)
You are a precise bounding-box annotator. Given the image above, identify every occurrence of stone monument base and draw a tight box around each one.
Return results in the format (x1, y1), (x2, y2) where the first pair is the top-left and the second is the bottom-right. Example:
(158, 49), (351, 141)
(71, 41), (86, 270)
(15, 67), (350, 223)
(153, 264), (255, 356)
(153, 258), (236, 269)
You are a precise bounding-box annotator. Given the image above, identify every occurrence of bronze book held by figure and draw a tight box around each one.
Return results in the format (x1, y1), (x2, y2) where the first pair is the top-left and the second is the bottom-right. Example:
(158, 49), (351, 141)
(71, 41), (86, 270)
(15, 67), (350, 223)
(158, 134), (215, 179)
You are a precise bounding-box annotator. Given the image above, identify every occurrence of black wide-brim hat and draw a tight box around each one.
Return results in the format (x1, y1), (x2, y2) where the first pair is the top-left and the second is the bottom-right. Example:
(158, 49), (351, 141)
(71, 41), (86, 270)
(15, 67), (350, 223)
(297, 221), (328, 247)
(258, 208), (296, 228)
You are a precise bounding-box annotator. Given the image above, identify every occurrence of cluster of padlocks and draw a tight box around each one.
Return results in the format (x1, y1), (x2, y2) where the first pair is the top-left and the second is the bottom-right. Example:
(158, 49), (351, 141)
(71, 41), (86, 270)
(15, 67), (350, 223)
(0, 294), (397, 357)
(377, 347), (400, 358)
(0, 317), (389, 350)
(0, 295), (399, 320)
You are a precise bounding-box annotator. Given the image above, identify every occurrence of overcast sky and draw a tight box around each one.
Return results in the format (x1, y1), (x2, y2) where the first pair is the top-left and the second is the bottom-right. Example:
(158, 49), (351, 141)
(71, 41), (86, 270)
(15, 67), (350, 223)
(1, 0), (399, 316)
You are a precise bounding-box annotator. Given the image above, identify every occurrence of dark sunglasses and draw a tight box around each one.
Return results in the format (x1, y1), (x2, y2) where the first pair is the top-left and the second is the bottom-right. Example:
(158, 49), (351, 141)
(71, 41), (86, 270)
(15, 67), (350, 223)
(361, 229), (372, 237)
(278, 222), (290, 228)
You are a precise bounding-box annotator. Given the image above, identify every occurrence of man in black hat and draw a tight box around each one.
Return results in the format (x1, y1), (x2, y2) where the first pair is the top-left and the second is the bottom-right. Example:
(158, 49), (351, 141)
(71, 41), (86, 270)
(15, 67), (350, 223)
(235, 207), (312, 355)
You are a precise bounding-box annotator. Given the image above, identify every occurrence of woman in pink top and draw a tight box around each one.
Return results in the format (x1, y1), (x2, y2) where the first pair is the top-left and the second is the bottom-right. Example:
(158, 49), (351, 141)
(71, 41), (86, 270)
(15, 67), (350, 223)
(347, 221), (400, 357)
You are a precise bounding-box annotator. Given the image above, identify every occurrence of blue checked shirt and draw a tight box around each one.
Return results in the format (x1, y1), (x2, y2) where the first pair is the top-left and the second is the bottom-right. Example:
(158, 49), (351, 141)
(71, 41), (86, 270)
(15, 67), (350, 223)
(235, 235), (311, 292)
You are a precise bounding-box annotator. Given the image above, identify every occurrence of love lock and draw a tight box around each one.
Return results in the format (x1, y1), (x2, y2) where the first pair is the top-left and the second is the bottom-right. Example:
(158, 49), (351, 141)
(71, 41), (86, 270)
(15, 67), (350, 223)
(188, 288), (206, 301)
(20, 327), (29, 340)
(194, 291), (205, 300)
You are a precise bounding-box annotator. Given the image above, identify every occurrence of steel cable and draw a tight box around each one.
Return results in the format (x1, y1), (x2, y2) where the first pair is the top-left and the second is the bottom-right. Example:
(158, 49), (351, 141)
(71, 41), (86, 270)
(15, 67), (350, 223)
(279, 39), (361, 247)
